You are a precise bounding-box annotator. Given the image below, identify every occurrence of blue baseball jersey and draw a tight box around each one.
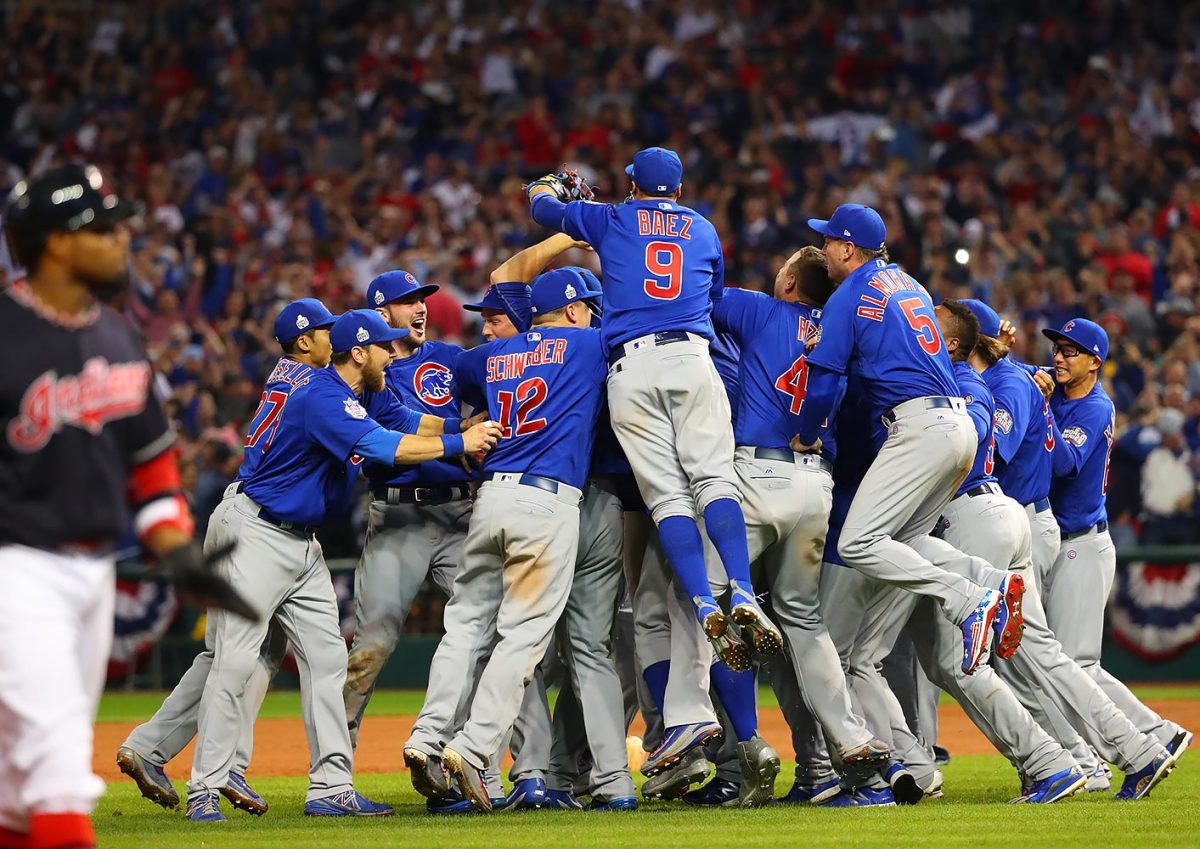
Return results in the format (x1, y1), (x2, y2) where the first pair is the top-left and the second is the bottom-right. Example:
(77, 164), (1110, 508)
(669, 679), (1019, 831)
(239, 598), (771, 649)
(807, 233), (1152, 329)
(710, 328), (742, 423)
(455, 327), (607, 490)
(558, 199), (723, 358)
(589, 399), (632, 477)
(1049, 381), (1116, 534)
(823, 381), (876, 566)
(712, 288), (837, 457)
(954, 361), (997, 495)
(236, 357), (317, 482)
(983, 356), (1055, 506)
(807, 260), (958, 433)
(368, 340), (471, 489)
(245, 367), (422, 525)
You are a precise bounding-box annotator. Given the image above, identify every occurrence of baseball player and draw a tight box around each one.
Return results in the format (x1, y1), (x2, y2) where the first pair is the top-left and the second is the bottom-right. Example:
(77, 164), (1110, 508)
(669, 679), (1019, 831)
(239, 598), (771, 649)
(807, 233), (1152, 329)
(186, 309), (501, 820)
(794, 204), (1019, 675)
(404, 275), (616, 812)
(344, 270), (478, 747)
(528, 147), (781, 768)
(933, 300), (1179, 801)
(1038, 318), (1189, 795)
(0, 164), (254, 849)
(118, 298), (338, 815)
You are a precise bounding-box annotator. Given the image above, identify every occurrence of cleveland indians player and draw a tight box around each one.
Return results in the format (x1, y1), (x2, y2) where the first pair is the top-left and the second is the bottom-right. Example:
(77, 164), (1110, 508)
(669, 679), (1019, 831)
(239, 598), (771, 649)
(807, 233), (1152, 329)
(528, 147), (781, 770)
(0, 164), (254, 849)
(118, 298), (338, 816)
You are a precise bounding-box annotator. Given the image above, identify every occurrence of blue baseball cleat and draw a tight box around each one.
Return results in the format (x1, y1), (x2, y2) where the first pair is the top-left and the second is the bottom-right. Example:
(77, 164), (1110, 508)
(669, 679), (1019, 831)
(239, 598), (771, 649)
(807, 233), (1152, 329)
(116, 746), (179, 810)
(589, 796), (638, 811)
(819, 790), (863, 808)
(682, 776), (740, 807)
(185, 792), (226, 823)
(1012, 766), (1086, 804)
(852, 787), (897, 807)
(780, 777), (841, 805)
(303, 789), (393, 817)
(1114, 753), (1174, 801)
(991, 573), (1026, 659)
(641, 721), (723, 777)
(502, 777), (547, 811)
(543, 789), (585, 810)
(960, 589), (1001, 675)
(222, 771), (267, 815)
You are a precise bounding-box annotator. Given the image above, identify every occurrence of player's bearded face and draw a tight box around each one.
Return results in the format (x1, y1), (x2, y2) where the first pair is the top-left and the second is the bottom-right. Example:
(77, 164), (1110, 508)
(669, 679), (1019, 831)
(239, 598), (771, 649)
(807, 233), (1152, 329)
(71, 225), (132, 295)
(361, 344), (392, 392)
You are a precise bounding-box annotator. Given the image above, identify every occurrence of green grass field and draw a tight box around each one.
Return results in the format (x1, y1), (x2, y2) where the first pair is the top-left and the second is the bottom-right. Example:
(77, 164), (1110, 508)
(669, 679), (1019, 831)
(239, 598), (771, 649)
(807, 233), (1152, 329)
(93, 687), (1200, 849)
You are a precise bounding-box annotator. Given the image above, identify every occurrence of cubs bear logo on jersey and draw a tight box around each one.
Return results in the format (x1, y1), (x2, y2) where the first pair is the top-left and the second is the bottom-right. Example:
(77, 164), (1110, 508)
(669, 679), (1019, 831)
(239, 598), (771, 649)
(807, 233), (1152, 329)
(414, 361), (454, 407)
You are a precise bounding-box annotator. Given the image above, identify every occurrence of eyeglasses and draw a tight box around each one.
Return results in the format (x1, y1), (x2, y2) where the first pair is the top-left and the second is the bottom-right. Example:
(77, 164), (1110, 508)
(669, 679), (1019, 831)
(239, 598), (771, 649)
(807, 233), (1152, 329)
(1052, 344), (1085, 359)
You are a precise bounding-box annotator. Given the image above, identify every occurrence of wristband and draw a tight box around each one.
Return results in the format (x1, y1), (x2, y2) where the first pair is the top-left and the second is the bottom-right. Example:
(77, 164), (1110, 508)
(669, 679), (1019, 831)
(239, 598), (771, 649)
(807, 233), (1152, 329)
(443, 417), (463, 434)
(440, 433), (465, 457)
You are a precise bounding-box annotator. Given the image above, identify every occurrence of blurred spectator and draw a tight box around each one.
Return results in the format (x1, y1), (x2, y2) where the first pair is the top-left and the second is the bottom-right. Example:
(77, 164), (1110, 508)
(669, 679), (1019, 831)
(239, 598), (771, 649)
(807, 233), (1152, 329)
(1140, 408), (1198, 545)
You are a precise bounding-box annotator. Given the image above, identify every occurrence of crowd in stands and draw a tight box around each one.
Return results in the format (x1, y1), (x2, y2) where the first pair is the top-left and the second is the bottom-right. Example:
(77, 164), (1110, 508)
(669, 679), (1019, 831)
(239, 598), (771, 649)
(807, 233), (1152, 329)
(2, 0), (1199, 555)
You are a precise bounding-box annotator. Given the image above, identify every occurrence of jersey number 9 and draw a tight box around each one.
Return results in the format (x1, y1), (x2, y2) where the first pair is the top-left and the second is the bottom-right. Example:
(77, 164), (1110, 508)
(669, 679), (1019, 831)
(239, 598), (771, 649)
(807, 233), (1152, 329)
(644, 241), (683, 300)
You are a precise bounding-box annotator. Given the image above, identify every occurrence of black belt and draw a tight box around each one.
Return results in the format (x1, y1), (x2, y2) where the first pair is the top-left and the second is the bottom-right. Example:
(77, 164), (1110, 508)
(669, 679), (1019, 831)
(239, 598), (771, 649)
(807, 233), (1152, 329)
(1025, 497), (1051, 513)
(881, 396), (957, 427)
(373, 484), (471, 506)
(610, 330), (691, 367)
(958, 482), (1002, 499)
(482, 471), (560, 494)
(1062, 520), (1107, 541)
(256, 507), (319, 538)
(751, 447), (833, 475)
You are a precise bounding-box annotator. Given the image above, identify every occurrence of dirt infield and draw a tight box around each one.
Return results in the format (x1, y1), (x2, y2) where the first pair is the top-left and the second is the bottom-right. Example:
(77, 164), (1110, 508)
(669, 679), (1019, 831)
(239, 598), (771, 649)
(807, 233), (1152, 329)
(92, 696), (1200, 781)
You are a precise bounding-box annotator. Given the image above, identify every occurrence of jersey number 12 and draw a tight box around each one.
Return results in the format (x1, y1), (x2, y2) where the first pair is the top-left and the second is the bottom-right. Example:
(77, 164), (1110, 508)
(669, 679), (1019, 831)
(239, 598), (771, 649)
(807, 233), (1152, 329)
(496, 377), (548, 438)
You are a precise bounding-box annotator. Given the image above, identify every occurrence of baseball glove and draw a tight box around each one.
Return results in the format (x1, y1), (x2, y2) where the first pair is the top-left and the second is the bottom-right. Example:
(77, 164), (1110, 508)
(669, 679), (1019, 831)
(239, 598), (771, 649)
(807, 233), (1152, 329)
(524, 167), (594, 203)
(158, 540), (260, 622)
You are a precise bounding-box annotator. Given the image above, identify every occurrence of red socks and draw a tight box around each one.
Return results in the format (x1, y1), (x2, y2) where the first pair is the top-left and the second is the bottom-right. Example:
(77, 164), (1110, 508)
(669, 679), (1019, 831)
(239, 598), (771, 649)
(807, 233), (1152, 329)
(28, 814), (94, 849)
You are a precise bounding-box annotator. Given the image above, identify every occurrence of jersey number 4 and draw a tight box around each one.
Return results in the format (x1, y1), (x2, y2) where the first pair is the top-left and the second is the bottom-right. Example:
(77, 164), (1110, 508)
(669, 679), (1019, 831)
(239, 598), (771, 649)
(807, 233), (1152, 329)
(775, 356), (810, 414)
(897, 297), (943, 356)
(644, 241), (683, 300)
(496, 377), (548, 438)
(245, 390), (288, 449)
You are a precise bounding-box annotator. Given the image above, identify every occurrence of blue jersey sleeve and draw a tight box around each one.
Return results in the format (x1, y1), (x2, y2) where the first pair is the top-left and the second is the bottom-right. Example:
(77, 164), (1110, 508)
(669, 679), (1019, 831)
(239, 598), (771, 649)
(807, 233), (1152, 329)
(454, 348), (486, 411)
(559, 200), (612, 246)
(805, 284), (855, 375)
(306, 388), (380, 462)
(364, 388), (423, 434)
(710, 244), (726, 303)
(710, 288), (763, 339)
(964, 387), (991, 444)
(990, 374), (1031, 465)
(352, 426), (404, 466)
(796, 363), (841, 446)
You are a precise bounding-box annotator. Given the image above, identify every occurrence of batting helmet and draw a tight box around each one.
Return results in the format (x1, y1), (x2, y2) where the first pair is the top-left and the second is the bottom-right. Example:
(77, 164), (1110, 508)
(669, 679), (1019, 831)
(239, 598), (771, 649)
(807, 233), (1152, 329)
(3, 164), (135, 270)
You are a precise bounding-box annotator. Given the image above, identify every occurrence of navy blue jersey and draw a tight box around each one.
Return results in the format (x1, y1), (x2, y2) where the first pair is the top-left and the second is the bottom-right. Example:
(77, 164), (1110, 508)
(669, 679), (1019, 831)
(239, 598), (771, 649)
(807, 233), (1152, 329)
(455, 327), (607, 490)
(1049, 381), (1116, 534)
(710, 328), (742, 421)
(822, 381), (876, 566)
(589, 399), (632, 477)
(712, 288), (836, 457)
(368, 340), (470, 489)
(807, 260), (958, 433)
(984, 357), (1055, 506)
(244, 367), (422, 525)
(954, 361), (997, 495)
(237, 357), (317, 482)
(559, 199), (723, 358)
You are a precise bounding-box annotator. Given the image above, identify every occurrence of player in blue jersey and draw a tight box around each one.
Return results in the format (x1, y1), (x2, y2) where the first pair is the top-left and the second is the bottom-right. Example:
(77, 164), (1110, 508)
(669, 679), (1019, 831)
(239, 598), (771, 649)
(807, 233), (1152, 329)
(118, 297), (336, 815)
(794, 204), (1019, 676)
(1039, 318), (1186, 797)
(405, 274), (616, 813)
(186, 310), (501, 821)
(344, 270), (488, 749)
(528, 147), (780, 769)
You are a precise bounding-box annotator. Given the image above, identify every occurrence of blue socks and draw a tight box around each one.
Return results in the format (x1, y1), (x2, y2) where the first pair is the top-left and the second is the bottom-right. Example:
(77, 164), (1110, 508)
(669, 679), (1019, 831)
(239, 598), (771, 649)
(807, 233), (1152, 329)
(642, 660), (669, 716)
(710, 661), (758, 742)
(702, 498), (753, 586)
(657, 515), (714, 602)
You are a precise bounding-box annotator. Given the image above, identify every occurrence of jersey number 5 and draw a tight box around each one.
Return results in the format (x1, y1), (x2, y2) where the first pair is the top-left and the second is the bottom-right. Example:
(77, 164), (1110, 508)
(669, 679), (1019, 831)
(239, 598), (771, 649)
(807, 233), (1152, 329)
(897, 297), (943, 356)
(644, 241), (683, 300)
(496, 377), (548, 438)
(774, 356), (810, 414)
(245, 390), (288, 449)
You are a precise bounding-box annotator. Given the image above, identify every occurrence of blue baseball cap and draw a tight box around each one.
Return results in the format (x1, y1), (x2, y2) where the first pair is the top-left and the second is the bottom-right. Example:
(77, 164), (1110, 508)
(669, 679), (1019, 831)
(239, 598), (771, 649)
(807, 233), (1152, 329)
(572, 267), (603, 317)
(1042, 318), (1108, 361)
(330, 309), (410, 353)
(625, 147), (683, 195)
(464, 281), (532, 333)
(531, 268), (593, 316)
(959, 299), (1001, 339)
(807, 204), (887, 250)
(273, 298), (337, 344)
(366, 269), (439, 308)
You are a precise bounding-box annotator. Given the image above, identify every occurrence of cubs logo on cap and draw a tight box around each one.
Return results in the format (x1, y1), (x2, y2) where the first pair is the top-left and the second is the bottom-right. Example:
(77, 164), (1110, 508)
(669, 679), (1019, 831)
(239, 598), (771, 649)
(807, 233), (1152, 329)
(414, 361), (453, 407)
(1041, 317), (1108, 361)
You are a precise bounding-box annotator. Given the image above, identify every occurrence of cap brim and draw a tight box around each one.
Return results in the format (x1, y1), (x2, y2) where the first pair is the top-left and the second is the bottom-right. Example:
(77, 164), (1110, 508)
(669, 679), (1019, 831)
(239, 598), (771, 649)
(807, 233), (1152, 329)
(1041, 328), (1102, 358)
(807, 218), (836, 238)
(625, 164), (634, 178)
(377, 327), (411, 342)
(381, 284), (440, 304)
